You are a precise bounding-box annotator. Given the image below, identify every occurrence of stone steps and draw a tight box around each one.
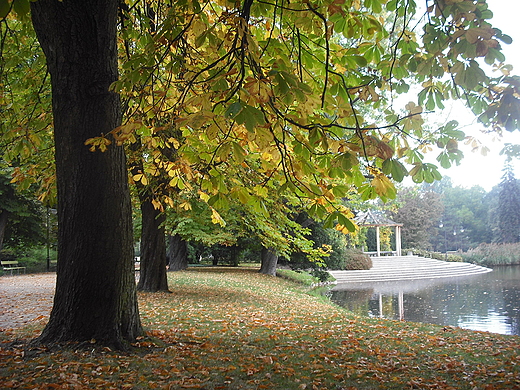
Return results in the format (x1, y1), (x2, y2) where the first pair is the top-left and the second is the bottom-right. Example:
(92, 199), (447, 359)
(329, 256), (492, 284)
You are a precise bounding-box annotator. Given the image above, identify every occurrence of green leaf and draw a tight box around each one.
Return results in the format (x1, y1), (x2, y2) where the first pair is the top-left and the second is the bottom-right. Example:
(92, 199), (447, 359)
(337, 213), (356, 232)
(194, 31), (207, 48)
(208, 193), (229, 209)
(231, 142), (247, 163)
(437, 151), (452, 169)
(0, 0), (11, 19)
(225, 101), (243, 119)
(237, 105), (266, 132)
(322, 212), (337, 229)
(331, 185), (350, 198)
(390, 160), (407, 182)
(13, 0), (29, 18)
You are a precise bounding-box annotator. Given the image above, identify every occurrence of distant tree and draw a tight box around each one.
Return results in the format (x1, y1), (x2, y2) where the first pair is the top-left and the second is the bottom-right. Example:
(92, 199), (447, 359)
(0, 168), (45, 252)
(259, 247), (279, 276)
(391, 187), (444, 250)
(423, 177), (494, 251)
(497, 162), (520, 243)
(167, 234), (188, 272)
(137, 198), (169, 292)
(438, 185), (492, 250)
(484, 185), (501, 242)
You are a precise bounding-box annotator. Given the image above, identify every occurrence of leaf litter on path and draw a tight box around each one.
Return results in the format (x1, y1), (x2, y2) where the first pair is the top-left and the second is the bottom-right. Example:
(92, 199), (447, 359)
(0, 273), (55, 331)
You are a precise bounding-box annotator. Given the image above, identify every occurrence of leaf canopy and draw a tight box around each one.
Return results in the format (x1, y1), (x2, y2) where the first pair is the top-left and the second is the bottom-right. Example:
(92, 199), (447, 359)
(2, 0), (520, 248)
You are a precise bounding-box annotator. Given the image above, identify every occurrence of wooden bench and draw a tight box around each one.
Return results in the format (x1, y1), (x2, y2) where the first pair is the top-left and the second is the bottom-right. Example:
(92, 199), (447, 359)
(1, 260), (26, 275)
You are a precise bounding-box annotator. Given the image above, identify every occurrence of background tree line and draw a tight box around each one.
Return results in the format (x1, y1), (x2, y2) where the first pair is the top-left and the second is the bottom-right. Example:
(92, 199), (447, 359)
(389, 163), (520, 253)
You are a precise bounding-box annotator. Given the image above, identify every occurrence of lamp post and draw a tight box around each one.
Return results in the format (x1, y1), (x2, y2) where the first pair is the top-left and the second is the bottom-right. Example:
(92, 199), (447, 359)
(439, 222), (447, 260)
(46, 208), (57, 271)
(453, 227), (465, 252)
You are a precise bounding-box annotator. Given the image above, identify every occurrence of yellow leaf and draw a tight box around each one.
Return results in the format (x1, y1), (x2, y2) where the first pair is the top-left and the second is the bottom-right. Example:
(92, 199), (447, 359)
(164, 197), (175, 208)
(254, 185), (268, 197)
(132, 173), (148, 186)
(199, 190), (210, 202)
(151, 199), (163, 211)
(371, 174), (395, 197)
(211, 207), (226, 226)
(179, 202), (192, 211)
(169, 177), (179, 187)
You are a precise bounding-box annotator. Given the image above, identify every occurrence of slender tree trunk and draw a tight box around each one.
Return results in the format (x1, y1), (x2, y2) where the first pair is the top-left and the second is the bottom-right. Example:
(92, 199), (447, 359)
(31, 0), (142, 348)
(0, 210), (8, 252)
(137, 199), (169, 292)
(168, 234), (188, 271)
(259, 247), (278, 276)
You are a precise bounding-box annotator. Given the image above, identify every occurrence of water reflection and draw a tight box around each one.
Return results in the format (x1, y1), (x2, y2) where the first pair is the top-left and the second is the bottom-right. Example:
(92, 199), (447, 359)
(329, 265), (520, 335)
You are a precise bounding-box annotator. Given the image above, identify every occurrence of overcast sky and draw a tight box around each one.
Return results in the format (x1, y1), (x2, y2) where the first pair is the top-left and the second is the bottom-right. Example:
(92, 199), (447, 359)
(422, 0), (520, 192)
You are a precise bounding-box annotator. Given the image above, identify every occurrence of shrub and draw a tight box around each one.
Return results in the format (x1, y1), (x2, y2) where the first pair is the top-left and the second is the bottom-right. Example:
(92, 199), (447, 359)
(405, 248), (463, 262)
(344, 249), (372, 270)
(310, 268), (331, 283)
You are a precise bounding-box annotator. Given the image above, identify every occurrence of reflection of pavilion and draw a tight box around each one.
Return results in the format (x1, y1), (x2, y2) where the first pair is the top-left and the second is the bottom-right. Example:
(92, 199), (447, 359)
(377, 291), (404, 320)
(355, 210), (403, 256)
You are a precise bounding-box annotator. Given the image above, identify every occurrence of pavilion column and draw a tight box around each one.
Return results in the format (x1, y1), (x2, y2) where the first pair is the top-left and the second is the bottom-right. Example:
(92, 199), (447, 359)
(376, 226), (381, 257)
(396, 226), (402, 256)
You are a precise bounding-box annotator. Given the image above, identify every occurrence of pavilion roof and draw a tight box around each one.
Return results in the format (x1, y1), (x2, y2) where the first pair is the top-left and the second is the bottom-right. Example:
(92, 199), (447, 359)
(355, 209), (403, 227)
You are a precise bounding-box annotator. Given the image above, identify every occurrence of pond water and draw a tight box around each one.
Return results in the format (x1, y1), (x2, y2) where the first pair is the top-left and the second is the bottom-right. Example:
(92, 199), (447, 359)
(329, 265), (520, 335)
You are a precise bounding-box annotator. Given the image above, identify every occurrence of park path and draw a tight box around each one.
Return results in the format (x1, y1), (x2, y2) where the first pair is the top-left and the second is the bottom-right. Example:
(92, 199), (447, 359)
(0, 273), (55, 331)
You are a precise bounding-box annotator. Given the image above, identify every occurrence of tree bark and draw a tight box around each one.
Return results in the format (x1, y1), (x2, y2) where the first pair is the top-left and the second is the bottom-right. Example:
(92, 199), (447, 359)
(31, 0), (142, 348)
(0, 210), (8, 252)
(168, 234), (188, 271)
(137, 199), (169, 291)
(259, 247), (278, 276)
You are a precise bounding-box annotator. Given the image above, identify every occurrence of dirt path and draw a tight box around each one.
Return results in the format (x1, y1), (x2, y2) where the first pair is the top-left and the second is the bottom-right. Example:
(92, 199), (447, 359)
(0, 273), (56, 331)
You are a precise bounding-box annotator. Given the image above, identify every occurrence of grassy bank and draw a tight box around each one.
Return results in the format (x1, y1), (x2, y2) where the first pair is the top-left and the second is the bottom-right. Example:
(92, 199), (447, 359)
(1, 267), (519, 389)
(463, 243), (520, 266)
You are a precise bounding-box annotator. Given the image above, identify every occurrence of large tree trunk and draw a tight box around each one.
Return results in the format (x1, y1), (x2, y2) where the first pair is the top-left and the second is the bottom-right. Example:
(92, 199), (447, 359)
(259, 247), (278, 276)
(0, 210), (8, 252)
(137, 200), (169, 291)
(31, 0), (142, 348)
(168, 234), (188, 271)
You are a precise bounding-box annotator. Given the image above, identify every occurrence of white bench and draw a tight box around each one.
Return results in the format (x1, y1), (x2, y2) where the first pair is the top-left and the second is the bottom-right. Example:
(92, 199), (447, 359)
(1, 260), (26, 275)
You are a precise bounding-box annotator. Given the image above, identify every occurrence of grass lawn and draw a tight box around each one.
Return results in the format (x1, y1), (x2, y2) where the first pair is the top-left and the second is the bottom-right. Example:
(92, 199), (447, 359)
(1, 267), (519, 389)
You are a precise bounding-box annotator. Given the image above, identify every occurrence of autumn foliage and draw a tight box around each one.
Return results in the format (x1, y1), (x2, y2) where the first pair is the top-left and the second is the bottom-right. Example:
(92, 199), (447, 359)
(1, 269), (519, 389)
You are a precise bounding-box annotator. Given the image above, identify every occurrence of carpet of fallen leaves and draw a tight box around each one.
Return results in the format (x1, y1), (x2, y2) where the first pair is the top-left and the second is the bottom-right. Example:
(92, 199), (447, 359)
(0, 273), (55, 330)
(1, 268), (519, 389)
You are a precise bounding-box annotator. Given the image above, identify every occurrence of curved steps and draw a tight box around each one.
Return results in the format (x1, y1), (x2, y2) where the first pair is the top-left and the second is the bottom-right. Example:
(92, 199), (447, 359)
(329, 256), (492, 284)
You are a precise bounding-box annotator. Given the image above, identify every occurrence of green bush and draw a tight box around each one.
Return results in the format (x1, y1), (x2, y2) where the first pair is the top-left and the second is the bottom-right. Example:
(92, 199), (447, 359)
(462, 243), (520, 266)
(310, 269), (332, 283)
(344, 249), (372, 270)
(1, 246), (57, 273)
(287, 220), (349, 270)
